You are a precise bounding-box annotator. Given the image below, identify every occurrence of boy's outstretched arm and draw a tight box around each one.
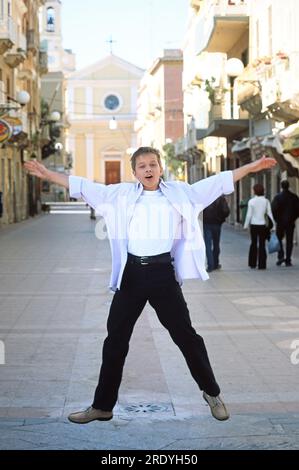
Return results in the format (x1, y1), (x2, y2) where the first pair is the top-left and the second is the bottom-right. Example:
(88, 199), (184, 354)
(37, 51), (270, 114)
(233, 155), (277, 183)
(23, 160), (69, 189)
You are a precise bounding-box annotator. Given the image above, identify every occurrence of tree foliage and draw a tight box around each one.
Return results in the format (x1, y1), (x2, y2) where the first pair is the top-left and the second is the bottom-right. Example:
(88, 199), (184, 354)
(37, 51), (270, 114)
(163, 143), (185, 179)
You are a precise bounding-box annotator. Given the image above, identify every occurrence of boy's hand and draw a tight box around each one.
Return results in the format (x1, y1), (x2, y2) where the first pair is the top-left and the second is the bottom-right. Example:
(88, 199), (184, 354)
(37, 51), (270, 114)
(250, 155), (277, 173)
(23, 160), (50, 180)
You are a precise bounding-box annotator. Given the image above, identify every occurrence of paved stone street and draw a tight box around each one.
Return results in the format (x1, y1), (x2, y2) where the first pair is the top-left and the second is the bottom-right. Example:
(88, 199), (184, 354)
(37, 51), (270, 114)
(0, 213), (299, 450)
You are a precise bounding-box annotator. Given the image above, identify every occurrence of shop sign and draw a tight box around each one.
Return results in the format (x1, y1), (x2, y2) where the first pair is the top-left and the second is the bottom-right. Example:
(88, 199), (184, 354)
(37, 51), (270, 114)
(0, 119), (13, 143)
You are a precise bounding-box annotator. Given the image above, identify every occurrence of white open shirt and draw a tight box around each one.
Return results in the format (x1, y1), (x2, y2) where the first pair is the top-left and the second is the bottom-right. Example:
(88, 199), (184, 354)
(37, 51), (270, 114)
(69, 172), (234, 291)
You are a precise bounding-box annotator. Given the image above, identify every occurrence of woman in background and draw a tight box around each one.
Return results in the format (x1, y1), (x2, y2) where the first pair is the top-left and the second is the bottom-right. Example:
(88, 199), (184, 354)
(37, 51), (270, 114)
(244, 183), (275, 269)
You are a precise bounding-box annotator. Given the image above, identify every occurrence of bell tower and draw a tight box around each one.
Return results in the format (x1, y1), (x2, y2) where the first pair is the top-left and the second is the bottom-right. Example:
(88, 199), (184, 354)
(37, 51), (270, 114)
(40, 0), (64, 72)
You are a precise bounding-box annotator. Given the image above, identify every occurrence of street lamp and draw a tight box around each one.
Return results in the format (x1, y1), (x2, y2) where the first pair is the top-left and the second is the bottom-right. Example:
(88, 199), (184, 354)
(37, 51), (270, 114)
(41, 110), (60, 126)
(40, 110), (61, 160)
(109, 116), (117, 130)
(49, 111), (60, 123)
(226, 58), (244, 118)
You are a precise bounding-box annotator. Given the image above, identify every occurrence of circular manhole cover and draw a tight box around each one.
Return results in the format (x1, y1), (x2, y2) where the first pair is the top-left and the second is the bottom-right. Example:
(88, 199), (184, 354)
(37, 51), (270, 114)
(124, 403), (171, 413)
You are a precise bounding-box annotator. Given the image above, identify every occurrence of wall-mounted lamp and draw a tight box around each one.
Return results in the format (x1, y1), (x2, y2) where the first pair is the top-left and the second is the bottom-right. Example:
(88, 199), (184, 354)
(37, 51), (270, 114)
(0, 90), (30, 117)
(109, 116), (117, 130)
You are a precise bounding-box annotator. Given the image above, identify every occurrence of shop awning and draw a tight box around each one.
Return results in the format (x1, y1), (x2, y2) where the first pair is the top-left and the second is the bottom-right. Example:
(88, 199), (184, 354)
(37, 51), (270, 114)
(280, 121), (299, 157)
(231, 137), (251, 153)
(232, 131), (299, 177)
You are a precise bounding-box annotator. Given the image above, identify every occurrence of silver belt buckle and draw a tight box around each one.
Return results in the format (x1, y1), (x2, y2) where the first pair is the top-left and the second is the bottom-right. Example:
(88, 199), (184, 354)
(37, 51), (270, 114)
(140, 256), (149, 265)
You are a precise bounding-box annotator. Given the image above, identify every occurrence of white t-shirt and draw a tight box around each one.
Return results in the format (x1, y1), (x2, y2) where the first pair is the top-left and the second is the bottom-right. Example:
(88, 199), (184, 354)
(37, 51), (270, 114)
(127, 189), (181, 256)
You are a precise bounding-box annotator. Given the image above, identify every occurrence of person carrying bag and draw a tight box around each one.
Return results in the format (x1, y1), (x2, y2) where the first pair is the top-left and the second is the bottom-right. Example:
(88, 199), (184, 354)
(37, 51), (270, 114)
(244, 184), (275, 269)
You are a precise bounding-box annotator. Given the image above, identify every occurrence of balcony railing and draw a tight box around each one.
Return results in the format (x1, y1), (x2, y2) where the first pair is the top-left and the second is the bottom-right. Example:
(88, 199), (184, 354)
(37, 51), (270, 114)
(252, 55), (290, 81)
(0, 16), (17, 39)
(200, 0), (249, 19)
(212, 0), (249, 16)
(0, 17), (16, 53)
(237, 65), (261, 106)
(255, 53), (299, 114)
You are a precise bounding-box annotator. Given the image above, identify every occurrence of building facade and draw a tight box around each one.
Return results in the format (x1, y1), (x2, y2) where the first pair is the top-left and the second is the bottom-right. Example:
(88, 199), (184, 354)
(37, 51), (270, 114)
(66, 54), (144, 184)
(180, 0), (251, 223)
(0, 0), (45, 226)
(40, 0), (76, 201)
(135, 49), (184, 178)
(182, 0), (299, 226)
(235, 0), (299, 195)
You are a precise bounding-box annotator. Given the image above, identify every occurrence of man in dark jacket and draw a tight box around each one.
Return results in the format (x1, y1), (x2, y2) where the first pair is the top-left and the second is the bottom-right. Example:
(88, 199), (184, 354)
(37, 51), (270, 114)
(203, 195), (230, 272)
(271, 180), (299, 266)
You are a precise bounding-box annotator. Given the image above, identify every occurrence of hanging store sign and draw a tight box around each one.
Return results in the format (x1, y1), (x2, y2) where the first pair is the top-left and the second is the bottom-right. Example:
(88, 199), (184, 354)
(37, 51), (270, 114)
(0, 119), (13, 143)
(2, 115), (23, 136)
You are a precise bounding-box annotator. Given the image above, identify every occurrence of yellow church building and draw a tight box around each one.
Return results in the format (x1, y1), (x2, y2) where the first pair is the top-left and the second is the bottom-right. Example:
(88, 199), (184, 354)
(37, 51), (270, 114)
(66, 55), (144, 184)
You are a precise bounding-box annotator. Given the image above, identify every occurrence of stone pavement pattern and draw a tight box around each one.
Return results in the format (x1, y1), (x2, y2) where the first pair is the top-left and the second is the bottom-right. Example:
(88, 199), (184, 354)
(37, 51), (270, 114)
(0, 214), (299, 450)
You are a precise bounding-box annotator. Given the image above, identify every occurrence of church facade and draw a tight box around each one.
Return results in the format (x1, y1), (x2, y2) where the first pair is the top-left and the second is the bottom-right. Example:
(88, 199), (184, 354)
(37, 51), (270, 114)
(66, 55), (144, 184)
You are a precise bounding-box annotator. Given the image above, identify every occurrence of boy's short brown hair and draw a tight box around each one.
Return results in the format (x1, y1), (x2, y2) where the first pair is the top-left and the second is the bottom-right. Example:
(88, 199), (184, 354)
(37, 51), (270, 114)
(130, 146), (162, 171)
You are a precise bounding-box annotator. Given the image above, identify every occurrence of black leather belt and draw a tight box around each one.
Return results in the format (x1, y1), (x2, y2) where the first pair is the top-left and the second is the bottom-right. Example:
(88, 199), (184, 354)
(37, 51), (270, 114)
(127, 252), (173, 266)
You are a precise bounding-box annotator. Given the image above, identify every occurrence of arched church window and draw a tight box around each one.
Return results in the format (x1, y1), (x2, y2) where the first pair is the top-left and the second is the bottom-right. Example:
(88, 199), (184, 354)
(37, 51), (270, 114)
(47, 7), (55, 32)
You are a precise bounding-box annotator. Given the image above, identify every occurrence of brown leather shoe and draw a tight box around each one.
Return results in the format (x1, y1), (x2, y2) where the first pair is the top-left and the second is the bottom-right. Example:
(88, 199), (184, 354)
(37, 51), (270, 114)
(203, 392), (230, 421)
(68, 406), (113, 424)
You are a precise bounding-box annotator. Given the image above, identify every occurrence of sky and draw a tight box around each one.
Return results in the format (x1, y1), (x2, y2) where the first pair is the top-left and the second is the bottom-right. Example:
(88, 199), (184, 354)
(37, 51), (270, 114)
(61, 0), (190, 71)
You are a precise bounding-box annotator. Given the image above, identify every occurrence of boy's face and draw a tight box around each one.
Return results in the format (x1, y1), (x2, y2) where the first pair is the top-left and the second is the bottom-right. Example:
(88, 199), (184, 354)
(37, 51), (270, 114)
(133, 153), (163, 191)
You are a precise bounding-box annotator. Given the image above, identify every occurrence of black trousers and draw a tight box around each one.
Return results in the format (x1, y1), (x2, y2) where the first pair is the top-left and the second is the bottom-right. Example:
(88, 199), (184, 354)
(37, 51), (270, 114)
(92, 260), (220, 411)
(248, 224), (267, 269)
(276, 224), (295, 263)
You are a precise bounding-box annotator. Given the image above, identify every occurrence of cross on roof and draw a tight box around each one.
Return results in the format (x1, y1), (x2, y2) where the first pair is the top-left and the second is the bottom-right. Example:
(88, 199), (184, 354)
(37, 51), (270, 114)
(106, 36), (117, 54)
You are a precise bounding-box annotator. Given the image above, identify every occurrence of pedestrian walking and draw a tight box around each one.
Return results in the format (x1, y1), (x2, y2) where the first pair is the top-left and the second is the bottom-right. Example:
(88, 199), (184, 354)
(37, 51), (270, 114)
(244, 183), (275, 269)
(24, 147), (276, 424)
(203, 196), (230, 272)
(271, 180), (299, 266)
